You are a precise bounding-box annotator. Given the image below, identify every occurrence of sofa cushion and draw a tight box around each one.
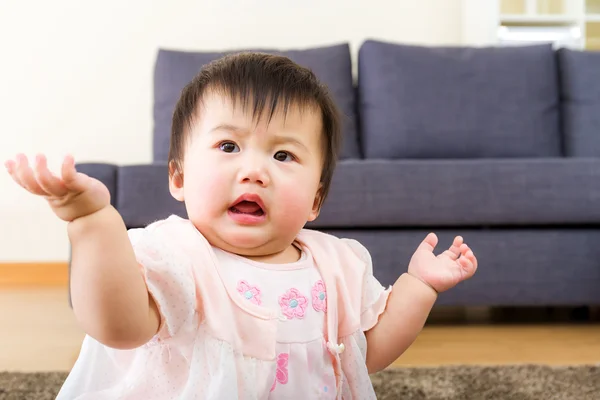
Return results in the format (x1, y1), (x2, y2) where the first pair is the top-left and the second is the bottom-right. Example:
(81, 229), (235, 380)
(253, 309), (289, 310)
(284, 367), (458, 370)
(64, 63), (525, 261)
(114, 159), (600, 229)
(153, 43), (360, 161)
(358, 40), (562, 159)
(307, 158), (600, 228)
(558, 48), (600, 156)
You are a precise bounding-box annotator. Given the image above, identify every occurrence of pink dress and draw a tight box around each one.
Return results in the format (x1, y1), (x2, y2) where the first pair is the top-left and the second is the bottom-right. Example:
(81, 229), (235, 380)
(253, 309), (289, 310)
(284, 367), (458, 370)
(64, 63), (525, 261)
(57, 215), (391, 399)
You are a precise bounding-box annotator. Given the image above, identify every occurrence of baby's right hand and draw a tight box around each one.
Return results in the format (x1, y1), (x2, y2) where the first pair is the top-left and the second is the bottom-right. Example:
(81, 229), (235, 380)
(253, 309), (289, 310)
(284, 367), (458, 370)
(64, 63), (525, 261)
(5, 154), (111, 222)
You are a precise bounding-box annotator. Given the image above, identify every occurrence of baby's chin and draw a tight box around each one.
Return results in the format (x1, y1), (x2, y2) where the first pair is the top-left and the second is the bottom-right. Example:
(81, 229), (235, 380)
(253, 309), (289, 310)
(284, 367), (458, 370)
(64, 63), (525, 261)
(196, 223), (284, 256)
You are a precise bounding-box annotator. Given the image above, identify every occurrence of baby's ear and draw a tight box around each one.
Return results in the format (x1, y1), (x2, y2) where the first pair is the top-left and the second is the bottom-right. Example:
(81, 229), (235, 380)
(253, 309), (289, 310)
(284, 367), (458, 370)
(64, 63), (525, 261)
(169, 161), (184, 202)
(307, 184), (323, 222)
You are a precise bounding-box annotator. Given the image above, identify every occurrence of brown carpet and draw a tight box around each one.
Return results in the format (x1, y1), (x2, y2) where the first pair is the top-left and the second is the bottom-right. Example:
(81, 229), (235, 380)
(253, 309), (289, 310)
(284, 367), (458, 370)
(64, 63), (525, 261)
(1, 365), (599, 399)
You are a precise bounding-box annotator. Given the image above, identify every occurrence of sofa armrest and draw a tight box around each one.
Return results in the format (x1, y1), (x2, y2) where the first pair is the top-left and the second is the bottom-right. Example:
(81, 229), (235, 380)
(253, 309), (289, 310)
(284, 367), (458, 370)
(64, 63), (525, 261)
(75, 162), (118, 208)
(73, 162), (186, 228)
(116, 163), (187, 229)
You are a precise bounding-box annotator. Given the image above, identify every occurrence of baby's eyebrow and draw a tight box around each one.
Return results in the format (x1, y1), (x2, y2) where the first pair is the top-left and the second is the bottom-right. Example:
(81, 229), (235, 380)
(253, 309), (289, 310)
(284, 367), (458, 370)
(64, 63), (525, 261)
(274, 135), (309, 152)
(210, 124), (309, 152)
(209, 124), (246, 135)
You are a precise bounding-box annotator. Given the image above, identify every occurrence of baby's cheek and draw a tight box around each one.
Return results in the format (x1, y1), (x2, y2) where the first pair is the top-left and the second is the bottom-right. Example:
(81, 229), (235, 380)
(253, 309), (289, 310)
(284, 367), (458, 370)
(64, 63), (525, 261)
(186, 173), (227, 213)
(277, 184), (315, 219)
(202, 175), (227, 196)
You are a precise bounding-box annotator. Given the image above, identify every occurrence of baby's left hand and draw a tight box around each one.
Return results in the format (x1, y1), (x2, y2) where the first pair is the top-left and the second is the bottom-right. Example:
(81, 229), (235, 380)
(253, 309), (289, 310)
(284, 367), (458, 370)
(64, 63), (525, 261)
(407, 233), (477, 293)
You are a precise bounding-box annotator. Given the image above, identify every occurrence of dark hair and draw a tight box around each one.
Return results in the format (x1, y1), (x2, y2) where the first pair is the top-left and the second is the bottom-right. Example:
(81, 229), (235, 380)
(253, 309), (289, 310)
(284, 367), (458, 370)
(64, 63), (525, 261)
(168, 51), (341, 209)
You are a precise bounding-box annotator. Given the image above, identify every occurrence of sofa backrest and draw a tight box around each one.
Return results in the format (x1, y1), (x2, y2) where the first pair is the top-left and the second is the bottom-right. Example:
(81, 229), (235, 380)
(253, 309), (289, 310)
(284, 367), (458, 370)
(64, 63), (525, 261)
(152, 43), (360, 162)
(152, 40), (597, 164)
(357, 40), (563, 159)
(557, 48), (600, 157)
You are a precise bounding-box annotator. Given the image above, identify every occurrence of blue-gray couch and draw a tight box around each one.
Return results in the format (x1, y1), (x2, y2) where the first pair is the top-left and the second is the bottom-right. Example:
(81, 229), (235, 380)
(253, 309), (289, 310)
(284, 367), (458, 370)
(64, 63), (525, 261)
(75, 40), (600, 307)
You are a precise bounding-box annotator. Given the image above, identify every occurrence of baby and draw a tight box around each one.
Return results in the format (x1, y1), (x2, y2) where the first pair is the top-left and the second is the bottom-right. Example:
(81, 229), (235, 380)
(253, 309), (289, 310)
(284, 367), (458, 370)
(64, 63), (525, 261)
(5, 52), (477, 399)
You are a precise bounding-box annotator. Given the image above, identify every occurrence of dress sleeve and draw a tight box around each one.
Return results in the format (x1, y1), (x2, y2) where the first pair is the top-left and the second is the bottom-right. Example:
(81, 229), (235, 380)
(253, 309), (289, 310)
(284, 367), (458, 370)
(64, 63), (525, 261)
(128, 226), (198, 341)
(342, 238), (392, 332)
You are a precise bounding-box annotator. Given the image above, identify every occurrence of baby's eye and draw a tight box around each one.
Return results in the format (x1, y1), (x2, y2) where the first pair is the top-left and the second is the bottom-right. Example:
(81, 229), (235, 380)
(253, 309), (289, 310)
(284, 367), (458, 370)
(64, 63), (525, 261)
(219, 142), (239, 153)
(274, 151), (293, 162)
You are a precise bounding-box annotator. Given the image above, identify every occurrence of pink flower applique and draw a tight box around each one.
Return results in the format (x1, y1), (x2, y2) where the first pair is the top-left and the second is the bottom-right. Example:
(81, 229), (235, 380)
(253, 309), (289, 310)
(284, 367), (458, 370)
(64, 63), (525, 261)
(237, 280), (261, 305)
(278, 288), (308, 319)
(270, 353), (289, 392)
(311, 280), (327, 312)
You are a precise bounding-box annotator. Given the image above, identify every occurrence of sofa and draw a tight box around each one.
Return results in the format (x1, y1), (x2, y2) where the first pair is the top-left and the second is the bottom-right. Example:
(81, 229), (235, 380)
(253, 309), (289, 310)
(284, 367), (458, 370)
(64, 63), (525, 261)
(75, 39), (600, 307)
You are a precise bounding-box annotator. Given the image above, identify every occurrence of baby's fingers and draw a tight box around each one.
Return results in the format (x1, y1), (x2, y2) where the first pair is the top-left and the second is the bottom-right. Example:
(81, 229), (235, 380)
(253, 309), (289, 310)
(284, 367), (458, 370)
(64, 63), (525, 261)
(5, 160), (15, 174)
(441, 236), (463, 260)
(467, 248), (478, 271)
(34, 154), (68, 197)
(417, 232), (439, 253)
(458, 245), (478, 276)
(10, 154), (49, 196)
(60, 155), (89, 193)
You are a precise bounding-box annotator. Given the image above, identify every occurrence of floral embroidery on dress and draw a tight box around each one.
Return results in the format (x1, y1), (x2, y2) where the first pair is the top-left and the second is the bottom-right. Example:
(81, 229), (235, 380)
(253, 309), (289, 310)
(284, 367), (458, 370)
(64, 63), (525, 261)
(311, 280), (327, 312)
(279, 288), (308, 319)
(236, 280), (261, 305)
(270, 353), (289, 392)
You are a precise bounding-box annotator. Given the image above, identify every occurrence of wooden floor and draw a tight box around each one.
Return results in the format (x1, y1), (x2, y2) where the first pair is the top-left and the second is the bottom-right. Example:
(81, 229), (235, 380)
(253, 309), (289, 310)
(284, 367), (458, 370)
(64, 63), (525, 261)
(1, 287), (599, 372)
(394, 324), (600, 367)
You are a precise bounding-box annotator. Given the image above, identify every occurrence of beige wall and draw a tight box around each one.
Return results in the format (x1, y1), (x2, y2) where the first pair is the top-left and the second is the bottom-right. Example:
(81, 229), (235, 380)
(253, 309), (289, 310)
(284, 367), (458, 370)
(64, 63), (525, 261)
(0, 0), (463, 262)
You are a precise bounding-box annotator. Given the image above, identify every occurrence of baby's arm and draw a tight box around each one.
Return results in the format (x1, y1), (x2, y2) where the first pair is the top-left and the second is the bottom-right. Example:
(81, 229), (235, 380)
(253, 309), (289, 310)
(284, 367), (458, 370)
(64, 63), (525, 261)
(5, 154), (159, 349)
(364, 233), (477, 373)
(68, 206), (160, 349)
(364, 273), (436, 373)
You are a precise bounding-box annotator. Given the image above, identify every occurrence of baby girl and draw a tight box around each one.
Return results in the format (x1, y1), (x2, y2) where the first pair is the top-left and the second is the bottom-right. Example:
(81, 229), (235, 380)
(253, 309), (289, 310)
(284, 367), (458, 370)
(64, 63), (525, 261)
(5, 52), (477, 399)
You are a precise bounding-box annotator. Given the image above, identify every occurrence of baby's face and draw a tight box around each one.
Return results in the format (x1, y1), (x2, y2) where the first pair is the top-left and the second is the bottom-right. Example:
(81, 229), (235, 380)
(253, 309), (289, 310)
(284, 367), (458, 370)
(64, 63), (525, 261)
(170, 92), (324, 260)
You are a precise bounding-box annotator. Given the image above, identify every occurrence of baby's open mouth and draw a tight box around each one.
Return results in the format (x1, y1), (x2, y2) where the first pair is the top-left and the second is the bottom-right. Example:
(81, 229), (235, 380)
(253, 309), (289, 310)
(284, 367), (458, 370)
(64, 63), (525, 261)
(229, 200), (265, 216)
